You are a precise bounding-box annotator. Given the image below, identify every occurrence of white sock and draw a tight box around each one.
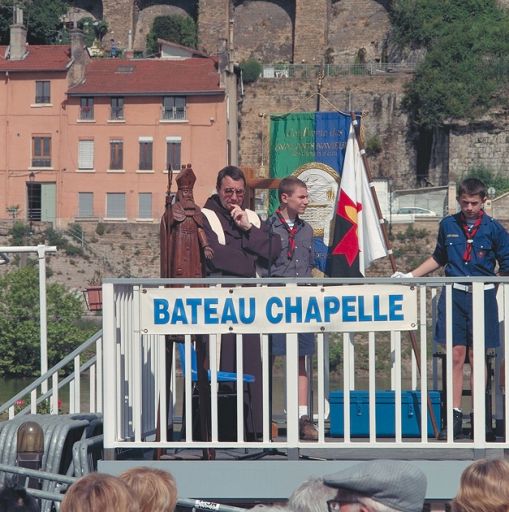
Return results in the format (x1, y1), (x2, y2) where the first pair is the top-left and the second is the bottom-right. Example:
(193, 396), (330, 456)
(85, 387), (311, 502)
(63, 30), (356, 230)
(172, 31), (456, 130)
(299, 406), (308, 418)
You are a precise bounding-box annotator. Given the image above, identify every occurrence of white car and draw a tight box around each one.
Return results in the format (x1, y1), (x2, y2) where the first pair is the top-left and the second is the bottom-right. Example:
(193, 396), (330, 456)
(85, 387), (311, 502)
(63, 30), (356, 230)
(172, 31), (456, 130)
(395, 207), (438, 216)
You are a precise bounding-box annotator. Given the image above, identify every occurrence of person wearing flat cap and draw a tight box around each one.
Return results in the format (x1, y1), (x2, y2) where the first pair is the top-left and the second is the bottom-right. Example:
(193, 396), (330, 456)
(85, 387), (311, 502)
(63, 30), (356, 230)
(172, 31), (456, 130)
(323, 460), (427, 512)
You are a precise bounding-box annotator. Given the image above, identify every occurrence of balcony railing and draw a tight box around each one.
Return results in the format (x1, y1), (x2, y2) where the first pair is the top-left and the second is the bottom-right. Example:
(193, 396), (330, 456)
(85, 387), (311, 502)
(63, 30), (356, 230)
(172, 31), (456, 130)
(102, 276), (509, 453)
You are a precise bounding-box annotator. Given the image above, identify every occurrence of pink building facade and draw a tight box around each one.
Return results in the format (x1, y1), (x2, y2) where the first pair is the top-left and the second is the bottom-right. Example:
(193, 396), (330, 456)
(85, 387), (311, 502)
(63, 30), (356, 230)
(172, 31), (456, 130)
(0, 31), (228, 227)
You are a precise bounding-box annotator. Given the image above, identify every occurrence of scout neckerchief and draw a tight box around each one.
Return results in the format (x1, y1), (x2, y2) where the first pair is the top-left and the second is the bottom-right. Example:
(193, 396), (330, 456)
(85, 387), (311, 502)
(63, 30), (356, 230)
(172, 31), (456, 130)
(276, 208), (300, 259)
(460, 209), (484, 262)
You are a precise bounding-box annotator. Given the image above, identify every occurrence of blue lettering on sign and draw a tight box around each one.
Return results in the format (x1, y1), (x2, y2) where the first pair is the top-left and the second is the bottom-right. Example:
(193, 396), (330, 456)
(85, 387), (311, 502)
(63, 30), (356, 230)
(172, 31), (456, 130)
(266, 297), (283, 323)
(187, 298), (202, 324)
(221, 298), (238, 323)
(285, 297), (303, 323)
(324, 296), (340, 321)
(154, 298), (170, 324)
(172, 298), (187, 324)
(373, 295), (387, 321)
(204, 298), (219, 324)
(238, 297), (256, 324)
(304, 296), (322, 323)
(358, 296), (372, 322)
(342, 296), (356, 321)
(389, 294), (404, 320)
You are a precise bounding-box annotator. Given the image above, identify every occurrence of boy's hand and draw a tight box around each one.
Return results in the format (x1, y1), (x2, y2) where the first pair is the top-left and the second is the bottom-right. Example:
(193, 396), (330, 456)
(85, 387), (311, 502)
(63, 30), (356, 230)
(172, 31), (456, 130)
(391, 271), (414, 278)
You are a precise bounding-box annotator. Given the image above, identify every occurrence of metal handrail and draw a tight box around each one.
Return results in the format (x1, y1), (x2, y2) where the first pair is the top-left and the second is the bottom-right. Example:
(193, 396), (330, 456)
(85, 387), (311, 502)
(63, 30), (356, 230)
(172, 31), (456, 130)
(0, 464), (246, 511)
(0, 330), (102, 415)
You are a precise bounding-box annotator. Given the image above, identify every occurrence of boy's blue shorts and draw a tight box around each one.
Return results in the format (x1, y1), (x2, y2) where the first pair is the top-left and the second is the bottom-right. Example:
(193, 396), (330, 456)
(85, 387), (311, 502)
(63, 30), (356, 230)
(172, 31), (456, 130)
(271, 332), (315, 357)
(434, 286), (499, 348)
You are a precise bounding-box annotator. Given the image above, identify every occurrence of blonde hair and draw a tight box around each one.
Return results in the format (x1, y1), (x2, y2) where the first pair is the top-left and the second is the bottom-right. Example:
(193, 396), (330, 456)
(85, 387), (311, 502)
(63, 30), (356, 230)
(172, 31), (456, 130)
(120, 466), (177, 512)
(452, 458), (509, 512)
(61, 473), (138, 512)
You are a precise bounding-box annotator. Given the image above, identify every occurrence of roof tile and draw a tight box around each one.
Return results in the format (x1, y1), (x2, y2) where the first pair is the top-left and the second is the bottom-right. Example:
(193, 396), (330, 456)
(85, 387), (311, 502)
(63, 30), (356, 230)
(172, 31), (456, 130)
(68, 57), (223, 95)
(0, 45), (71, 72)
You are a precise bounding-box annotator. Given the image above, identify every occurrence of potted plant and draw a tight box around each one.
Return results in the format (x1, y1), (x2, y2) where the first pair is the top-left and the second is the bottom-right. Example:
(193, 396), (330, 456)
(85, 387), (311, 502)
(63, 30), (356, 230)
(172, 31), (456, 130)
(84, 270), (103, 311)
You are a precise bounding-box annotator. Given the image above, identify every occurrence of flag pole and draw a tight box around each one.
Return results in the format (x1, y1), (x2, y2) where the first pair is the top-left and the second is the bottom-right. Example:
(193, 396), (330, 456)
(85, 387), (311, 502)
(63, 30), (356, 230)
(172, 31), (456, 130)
(349, 113), (440, 439)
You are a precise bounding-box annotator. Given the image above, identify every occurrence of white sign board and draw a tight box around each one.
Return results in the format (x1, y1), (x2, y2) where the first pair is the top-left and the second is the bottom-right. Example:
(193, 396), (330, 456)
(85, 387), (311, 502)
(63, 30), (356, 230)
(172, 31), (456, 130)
(140, 285), (417, 335)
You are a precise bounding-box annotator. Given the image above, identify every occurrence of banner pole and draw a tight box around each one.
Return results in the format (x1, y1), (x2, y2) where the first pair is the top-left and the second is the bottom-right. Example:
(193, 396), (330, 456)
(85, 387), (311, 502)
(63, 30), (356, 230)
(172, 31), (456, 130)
(350, 113), (440, 439)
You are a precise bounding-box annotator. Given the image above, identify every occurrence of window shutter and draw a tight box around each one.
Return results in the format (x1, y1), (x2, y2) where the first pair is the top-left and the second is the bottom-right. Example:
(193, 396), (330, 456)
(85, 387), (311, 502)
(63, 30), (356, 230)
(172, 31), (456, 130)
(78, 192), (94, 217)
(138, 193), (152, 218)
(78, 140), (94, 169)
(107, 193), (126, 218)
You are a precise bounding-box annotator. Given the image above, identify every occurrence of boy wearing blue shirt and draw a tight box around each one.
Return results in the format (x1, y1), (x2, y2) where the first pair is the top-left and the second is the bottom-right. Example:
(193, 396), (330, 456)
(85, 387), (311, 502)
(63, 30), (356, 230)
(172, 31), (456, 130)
(394, 178), (509, 439)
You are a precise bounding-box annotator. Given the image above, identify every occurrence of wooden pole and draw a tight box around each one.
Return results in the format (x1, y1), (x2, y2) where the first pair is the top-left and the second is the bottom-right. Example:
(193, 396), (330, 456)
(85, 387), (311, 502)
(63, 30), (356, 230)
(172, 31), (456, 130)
(350, 113), (440, 439)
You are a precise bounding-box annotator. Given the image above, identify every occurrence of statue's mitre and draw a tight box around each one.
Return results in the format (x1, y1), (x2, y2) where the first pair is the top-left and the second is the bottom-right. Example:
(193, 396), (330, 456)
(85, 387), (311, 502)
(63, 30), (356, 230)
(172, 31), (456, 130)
(176, 165), (196, 189)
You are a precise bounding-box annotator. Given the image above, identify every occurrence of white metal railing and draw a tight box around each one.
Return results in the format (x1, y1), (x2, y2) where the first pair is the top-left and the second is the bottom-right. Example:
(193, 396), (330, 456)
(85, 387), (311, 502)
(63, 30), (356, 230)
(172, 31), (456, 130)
(261, 62), (418, 80)
(0, 331), (103, 419)
(102, 277), (509, 452)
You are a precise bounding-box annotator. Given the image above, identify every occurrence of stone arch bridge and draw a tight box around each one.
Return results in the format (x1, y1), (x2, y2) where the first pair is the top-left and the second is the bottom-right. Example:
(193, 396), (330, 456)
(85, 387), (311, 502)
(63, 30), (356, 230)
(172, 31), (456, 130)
(70, 0), (391, 64)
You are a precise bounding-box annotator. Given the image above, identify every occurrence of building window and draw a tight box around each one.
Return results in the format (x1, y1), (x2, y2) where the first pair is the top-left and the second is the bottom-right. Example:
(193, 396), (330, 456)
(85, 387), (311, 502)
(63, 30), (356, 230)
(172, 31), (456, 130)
(111, 97), (124, 120)
(166, 137), (181, 171)
(110, 140), (123, 170)
(162, 96), (186, 120)
(106, 192), (126, 218)
(139, 138), (153, 170)
(35, 80), (50, 103)
(138, 193), (152, 219)
(80, 97), (94, 120)
(32, 136), (51, 167)
(78, 192), (94, 217)
(78, 140), (94, 170)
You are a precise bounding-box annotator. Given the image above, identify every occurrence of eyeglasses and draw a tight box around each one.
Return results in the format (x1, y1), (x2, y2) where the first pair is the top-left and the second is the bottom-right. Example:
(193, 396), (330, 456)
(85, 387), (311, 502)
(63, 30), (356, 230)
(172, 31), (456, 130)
(222, 187), (245, 197)
(327, 499), (358, 512)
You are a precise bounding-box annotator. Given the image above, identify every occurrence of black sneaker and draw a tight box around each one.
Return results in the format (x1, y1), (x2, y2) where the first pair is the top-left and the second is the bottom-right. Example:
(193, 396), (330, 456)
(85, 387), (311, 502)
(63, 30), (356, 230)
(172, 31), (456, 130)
(438, 410), (463, 440)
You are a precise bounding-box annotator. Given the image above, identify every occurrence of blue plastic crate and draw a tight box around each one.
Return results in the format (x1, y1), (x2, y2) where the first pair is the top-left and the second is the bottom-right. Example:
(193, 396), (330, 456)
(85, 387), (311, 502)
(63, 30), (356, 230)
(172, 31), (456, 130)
(329, 390), (441, 437)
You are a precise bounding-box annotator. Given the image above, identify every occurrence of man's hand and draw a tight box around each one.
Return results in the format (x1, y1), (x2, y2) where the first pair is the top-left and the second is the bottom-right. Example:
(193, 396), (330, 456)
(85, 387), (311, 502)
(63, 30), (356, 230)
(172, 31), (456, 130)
(230, 205), (252, 231)
(391, 271), (414, 278)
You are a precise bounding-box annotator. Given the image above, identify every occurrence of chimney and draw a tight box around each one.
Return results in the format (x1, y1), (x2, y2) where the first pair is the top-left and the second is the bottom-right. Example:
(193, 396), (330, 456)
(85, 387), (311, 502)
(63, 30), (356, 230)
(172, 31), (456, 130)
(125, 29), (134, 59)
(68, 26), (90, 87)
(9, 6), (27, 61)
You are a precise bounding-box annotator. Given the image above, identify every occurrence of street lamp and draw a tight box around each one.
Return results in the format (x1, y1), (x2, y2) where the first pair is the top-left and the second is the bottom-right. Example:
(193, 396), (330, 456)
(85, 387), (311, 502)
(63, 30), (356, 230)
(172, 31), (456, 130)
(17, 421), (44, 488)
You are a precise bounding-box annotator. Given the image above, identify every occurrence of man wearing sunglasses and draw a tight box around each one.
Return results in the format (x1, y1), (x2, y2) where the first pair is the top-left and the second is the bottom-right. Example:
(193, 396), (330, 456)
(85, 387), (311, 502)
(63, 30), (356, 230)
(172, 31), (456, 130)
(202, 165), (282, 439)
(322, 460), (427, 512)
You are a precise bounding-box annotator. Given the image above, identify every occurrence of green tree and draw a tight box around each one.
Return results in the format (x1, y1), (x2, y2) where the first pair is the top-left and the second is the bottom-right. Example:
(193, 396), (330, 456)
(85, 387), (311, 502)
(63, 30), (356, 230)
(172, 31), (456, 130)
(463, 165), (509, 195)
(146, 15), (197, 56)
(0, 266), (96, 377)
(0, 0), (69, 45)
(391, 0), (509, 128)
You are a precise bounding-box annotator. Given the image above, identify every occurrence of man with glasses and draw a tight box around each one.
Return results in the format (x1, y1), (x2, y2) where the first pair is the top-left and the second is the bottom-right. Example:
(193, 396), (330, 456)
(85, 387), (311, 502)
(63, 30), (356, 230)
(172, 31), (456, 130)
(202, 165), (282, 439)
(322, 460), (427, 512)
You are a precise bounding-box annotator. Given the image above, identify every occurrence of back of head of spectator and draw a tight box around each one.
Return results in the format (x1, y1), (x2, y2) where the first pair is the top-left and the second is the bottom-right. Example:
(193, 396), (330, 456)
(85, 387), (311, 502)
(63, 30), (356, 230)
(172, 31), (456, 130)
(451, 458), (509, 512)
(288, 477), (337, 512)
(61, 472), (138, 512)
(323, 460), (427, 512)
(0, 483), (39, 512)
(120, 466), (177, 512)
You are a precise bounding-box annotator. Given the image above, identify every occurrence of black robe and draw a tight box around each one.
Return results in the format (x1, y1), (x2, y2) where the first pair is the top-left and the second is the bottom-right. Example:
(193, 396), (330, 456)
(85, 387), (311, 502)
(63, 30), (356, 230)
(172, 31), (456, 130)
(202, 195), (282, 438)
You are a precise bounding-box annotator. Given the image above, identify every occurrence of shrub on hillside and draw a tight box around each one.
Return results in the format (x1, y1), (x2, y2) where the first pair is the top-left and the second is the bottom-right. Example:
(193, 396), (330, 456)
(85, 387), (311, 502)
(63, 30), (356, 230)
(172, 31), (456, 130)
(240, 58), (262, 84)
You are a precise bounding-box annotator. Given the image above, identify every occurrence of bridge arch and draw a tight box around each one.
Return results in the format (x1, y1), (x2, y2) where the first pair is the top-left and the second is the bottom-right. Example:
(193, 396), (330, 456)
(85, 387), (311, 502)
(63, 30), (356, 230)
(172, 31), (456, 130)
(232, 0), (295, 63)
(133, 0), (198, 52)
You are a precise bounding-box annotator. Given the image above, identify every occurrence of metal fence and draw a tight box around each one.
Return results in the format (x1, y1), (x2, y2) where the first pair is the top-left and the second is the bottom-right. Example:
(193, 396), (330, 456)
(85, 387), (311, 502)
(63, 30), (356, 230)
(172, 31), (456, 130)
(261, 62), (418, 79)
(101, 276), (509, 453)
